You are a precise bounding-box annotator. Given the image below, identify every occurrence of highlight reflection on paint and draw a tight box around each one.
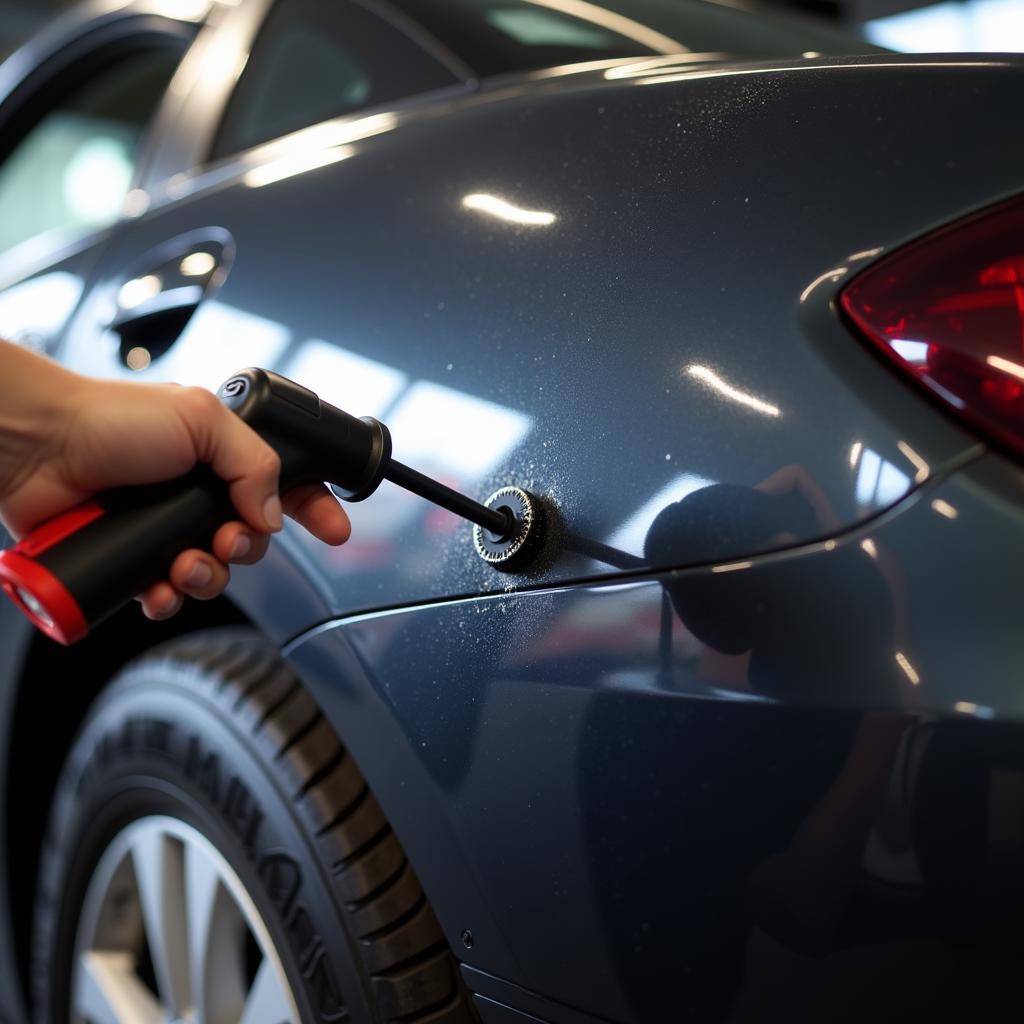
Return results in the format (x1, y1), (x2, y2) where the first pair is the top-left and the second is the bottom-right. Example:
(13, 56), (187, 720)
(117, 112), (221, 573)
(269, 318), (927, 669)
(931, 498), (959, 520)
(987, 354), (1024, 382)
(462, 193), (556, 226)
(521, 0), (684, 52)
(687, 364), (781, 417)
(244, 146), (353, 188)
(895, 651), (920, 685)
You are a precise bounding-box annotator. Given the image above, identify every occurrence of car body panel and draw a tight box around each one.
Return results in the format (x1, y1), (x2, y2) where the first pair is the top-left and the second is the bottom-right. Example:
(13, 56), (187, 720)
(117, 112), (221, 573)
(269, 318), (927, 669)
(285, 451), (1024, 1021)
(58, 55), (1019, 626)
(0, 1), (1022, 1021)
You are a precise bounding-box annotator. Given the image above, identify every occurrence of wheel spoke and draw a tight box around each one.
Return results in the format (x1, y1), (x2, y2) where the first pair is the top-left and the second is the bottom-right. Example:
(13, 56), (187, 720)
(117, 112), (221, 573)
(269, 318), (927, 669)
(74, 951), (163, 1024)
(184, 837), (220, 1020)
(78, 818), (297, 1024)
(130, 829), (190, 1015)
(186, 837), (251, 1022)
(239, 958), (297, 1024)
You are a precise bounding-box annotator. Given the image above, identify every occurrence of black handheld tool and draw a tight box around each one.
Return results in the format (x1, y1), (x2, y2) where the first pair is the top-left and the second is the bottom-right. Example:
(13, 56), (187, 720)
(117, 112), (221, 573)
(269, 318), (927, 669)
(0, 367), (543, 645)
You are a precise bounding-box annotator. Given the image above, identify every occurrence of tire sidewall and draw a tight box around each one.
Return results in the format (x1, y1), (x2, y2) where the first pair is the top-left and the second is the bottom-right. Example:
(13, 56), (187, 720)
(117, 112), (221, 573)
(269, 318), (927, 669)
(33, 661), (375, 1024)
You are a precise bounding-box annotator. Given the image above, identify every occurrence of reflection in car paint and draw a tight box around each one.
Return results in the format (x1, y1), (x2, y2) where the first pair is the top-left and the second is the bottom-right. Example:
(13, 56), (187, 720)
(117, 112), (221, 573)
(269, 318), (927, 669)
(283, 338), (407, 417)
(171, 112), (401, 206)
(153, 299), (291, 387)
(628, 56), (1009, 88)
(800, 265), (848, 303)
(606, 473), (715, 557)
(515, 0), (685, 53)
(601, 53), (729, 79)
(854, 446), (911, 506)
(387, 380), (532, 478)
(686, 363), (782, 418)
(309, 498), (1024, 1018)
(178, 251), (217, 278)
(116, 273), (163, 310)
(242, 143), (354, 188)
(0, 270), (82, 347)
(462, 193), (557, 226)
(279, 348), (534, 584)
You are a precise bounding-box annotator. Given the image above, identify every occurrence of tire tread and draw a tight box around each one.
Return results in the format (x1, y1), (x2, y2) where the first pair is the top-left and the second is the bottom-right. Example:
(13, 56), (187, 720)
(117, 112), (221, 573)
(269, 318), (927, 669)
(154, 629), (472, 1023)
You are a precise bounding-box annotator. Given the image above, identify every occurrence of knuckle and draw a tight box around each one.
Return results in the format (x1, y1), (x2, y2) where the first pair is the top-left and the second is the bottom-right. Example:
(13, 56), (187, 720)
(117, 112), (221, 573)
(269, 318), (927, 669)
(257, 447), (281, 478)
(182, 386), (220, 417)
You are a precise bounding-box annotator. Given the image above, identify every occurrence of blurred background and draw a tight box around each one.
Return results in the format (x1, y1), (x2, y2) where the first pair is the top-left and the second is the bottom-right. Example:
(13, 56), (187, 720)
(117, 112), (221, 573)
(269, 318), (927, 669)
(3, 0), (1023, 61)
(0, 0), (70, 58)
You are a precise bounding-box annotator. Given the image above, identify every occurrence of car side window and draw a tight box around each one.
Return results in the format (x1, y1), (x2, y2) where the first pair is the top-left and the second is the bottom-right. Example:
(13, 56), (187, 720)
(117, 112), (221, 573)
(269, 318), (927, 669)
(0, 46), (183, 256)
(210, 0), (459, 161)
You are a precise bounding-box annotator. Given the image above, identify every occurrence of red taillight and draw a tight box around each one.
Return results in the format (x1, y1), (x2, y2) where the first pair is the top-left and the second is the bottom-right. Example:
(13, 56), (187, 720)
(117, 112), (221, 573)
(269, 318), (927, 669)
(840, 197), (1024, 457)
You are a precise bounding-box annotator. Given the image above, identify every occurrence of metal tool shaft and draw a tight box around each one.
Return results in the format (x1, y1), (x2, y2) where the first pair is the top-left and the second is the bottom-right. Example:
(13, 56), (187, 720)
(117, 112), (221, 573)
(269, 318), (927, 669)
(386, 459), (511, 536)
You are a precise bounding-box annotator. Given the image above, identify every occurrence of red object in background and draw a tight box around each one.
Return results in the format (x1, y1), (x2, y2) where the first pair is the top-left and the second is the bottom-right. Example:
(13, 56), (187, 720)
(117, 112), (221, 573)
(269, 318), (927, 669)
(840, 196), (1024, 457)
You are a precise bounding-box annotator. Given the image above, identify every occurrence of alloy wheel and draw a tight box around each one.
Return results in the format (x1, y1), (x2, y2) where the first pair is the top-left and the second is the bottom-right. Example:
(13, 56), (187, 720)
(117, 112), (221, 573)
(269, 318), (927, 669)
(70, 815), (299, 1024)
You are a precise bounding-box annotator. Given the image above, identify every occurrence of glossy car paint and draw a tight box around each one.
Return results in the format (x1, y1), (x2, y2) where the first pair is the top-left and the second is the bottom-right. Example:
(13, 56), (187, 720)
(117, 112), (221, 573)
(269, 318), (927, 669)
(57, 55), (1016, 618)
(287, 449), (1024, 1020)
(0, 2), (1021, 1021)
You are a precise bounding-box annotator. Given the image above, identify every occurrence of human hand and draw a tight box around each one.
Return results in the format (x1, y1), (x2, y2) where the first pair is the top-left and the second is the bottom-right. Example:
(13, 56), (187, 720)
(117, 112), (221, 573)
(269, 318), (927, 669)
(0, 343), (350, 620)
(754, 463), (842, 534)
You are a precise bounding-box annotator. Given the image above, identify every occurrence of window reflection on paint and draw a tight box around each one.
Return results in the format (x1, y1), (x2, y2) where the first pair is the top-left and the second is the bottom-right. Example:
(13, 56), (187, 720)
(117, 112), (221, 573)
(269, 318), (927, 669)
(0, 271), (83, 343)
(853, 446), (911, 507)
(283, 338), (406, 417)
(243, 145), (353, 188)
(147, 0), (211, 22)
(61, 286), (536, 574)
(386, 380), (532, 479)
(140, 300), (291, 389)
(277, 343), (532, 559)
(606, 473), (715, 556)
(889, 339), (929, 364)
(864, 0), (1024, 52)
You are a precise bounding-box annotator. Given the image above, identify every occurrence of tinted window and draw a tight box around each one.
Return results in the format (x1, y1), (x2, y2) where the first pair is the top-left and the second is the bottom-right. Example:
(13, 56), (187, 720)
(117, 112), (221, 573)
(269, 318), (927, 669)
(211, 0), (459, 160)
(0, 47), (182, 255)
(387, 0), (878, 76)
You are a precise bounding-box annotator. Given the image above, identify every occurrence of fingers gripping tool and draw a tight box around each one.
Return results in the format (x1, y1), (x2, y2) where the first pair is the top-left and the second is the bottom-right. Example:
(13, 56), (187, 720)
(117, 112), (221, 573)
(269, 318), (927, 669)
(0, 368), (544, 644)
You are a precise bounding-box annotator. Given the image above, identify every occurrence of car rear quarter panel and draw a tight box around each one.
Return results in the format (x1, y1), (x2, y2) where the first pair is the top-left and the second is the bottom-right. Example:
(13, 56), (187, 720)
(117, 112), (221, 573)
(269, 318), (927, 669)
(287, 450), (1024, 1021)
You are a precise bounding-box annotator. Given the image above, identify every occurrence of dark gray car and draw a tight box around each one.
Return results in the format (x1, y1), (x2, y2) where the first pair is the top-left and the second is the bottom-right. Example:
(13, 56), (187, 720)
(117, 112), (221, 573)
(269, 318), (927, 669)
(0, 1), (1021, 1021)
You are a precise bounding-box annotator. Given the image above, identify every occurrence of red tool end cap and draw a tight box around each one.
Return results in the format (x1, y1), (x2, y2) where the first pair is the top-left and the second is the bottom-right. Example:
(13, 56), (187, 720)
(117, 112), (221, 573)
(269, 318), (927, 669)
(0, 550), (87, 645)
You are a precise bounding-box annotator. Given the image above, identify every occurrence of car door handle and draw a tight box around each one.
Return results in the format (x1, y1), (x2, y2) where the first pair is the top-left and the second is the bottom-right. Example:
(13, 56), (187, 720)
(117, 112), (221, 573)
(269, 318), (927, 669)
(110, 282), (206, 331)
(107, 232), (231, 369)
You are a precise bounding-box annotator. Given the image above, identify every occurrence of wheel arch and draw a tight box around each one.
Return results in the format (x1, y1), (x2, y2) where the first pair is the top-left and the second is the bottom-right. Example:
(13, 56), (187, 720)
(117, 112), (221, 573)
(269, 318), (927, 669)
(3, 594), (250, 1016)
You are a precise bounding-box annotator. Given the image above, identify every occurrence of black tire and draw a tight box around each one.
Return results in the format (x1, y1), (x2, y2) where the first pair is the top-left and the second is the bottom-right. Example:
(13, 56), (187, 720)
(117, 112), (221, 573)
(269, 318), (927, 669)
(32, 628), (476, 1024)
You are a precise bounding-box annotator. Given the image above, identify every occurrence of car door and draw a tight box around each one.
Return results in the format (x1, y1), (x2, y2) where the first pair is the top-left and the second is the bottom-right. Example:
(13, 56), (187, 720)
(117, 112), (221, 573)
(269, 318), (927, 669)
(55, 0), (472, 638)
(0, 4), (202, 358)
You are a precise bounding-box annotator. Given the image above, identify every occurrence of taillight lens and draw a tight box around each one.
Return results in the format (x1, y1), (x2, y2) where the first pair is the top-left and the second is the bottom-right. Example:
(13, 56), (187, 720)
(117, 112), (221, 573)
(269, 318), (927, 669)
(840, 197), (1024, 457)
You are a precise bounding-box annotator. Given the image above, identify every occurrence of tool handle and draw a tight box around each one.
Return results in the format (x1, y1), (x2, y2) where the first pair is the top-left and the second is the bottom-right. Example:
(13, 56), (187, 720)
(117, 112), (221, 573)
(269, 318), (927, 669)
(0, 367), (392, 645)
(0, 467), (233, 644)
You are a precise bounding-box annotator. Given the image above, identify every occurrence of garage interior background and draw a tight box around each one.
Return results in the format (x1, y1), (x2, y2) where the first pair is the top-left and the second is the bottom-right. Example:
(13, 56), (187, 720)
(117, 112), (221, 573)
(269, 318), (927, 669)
(1, 0), (1023, 58)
